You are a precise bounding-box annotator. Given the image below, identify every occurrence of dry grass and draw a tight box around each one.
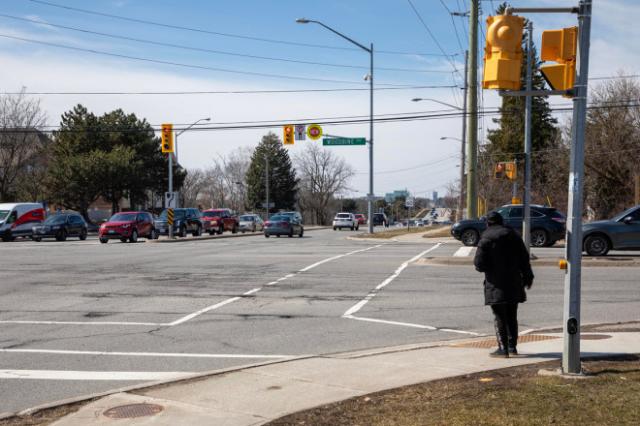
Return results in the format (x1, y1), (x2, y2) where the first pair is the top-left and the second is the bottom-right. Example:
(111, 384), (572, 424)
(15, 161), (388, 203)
(268, 356), (640, 426)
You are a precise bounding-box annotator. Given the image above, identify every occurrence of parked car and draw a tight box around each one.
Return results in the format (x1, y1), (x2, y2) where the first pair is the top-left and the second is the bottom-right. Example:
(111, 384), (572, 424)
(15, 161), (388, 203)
(333, 212), (358, 231)
(202, 208), (239, 235)
(372, 212), (389, 227)
(238, 214), (264, 233)
(0, 202), (45, 242)
(451, 204), (566, 247)
(99, 211), (157, 243)
(354, 214), (367, 225)
(32, 211), (88, 242)
(264, 213), (304, 238)
(582, 205), (640, 256)
(155, 208), (204, 237)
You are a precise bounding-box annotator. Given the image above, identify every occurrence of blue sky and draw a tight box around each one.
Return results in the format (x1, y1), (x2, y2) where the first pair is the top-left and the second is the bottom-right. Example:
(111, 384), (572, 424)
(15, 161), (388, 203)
(1, 0), (638, 198)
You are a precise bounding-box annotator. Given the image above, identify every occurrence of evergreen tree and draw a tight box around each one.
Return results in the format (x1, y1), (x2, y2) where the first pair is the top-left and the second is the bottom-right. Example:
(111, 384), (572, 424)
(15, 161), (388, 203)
(245, 132), (298, 214)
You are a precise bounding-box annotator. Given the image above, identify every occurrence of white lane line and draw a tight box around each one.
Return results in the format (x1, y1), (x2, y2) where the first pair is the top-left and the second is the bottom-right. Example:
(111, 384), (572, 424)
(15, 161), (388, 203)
(0, 370), (190, 381)
(298, 245), (381, 272)
(453, 246), (474, 257)
(243, 288), (262, 295)
(168, 297), (242, 326)
(0, 320), (168, 326)
(0, 348), (291, 359)
(343, 244), (442, 317)
(345, 315), (437, 330)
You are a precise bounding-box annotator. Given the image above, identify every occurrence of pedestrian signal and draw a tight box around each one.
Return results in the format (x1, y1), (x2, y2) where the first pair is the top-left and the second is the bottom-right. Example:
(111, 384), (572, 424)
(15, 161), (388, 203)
(283, 125), (294, 145)
(540, 27), (577, 93)
(482, 14), (525, 90)
(161, 123), (174, 153)
(494, 161), (517, 180)
(494, 162), (505, 179)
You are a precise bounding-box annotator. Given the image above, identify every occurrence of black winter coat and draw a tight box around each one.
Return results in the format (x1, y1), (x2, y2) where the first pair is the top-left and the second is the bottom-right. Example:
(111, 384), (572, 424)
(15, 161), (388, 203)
(473, 224), (534, 305)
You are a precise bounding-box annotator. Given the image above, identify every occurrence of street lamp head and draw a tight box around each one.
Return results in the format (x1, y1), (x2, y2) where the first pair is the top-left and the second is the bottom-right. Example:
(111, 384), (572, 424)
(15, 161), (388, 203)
(296, 18), (310, 24)
(204, 117), (211, 121)
(440, 137), (447, 140)
(411, 98), (423, 102)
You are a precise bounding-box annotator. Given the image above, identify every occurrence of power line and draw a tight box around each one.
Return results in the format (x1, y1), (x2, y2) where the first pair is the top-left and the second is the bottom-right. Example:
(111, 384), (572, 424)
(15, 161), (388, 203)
(439, 0), (466, 55)
(27, 0), (455, 57)
(0, 33), (420, 87)
(0, 13), (454, 75)
(356, 154), (459, 175)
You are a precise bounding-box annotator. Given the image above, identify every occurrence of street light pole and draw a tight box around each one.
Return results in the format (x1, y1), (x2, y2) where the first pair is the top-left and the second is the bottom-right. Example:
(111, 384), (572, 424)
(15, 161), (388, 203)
(297, 18), (374, 233)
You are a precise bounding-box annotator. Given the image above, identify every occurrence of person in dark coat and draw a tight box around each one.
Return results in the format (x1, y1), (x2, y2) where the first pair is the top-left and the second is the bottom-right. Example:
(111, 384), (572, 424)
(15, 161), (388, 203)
(474, 211), (534, 357)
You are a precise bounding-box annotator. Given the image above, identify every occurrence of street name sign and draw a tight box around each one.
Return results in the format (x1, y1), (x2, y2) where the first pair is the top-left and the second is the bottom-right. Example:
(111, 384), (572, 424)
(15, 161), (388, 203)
(322, 137), (366, 146)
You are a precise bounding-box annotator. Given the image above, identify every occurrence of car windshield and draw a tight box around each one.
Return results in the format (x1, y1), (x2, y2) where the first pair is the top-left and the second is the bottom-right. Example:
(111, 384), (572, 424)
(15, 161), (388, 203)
(336, 213), (351, 219)
(110, 213), (137, 222)
(269, 215), (289, 222)
(0, 210), (9, 221)
(239, 215), (254, 221)
(203, 211), (223, 217)
(612, 206), (640, 222)
(159, 210), (186, 220)
(44, 215), (67, 225)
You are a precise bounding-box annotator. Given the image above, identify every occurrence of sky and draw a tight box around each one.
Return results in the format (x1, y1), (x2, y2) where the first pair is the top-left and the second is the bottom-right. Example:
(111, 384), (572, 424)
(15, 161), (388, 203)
(1, 0), (638, 199)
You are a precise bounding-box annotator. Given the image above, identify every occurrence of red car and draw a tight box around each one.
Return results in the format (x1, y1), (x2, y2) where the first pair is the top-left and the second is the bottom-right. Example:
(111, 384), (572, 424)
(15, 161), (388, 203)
(354, 214), (367, 225)
(201, 209), (239, 235)
(99, 211), (158, 243)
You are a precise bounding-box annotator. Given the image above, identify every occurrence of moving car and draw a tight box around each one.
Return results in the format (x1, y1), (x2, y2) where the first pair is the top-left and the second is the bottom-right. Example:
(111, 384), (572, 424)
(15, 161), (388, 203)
(0, 202), (45, 241)
(264, 213), (304, 238)
(372, 212), (389, 227)
(99, 211), (158, 243)
(33, 211), (88, 242)
(238, 214), (264, 232)
(333, 212), (358, 231)
(582, 205), (640, 256)
(354, 214), (367, 225)
(155, 208), (204, 237)
(202, 208), (239, 235)
(451, 204), (566, 247)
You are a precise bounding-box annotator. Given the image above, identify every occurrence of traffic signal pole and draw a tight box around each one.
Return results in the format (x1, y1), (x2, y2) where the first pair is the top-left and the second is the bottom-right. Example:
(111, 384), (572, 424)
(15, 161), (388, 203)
(522, 22), (533, 252)
(168, 152), (173, 239)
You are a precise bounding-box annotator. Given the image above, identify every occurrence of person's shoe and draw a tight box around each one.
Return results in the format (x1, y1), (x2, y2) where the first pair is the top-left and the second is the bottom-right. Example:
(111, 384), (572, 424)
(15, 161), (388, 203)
(489, 348), (509, 358)
(509, 347), (518, 356)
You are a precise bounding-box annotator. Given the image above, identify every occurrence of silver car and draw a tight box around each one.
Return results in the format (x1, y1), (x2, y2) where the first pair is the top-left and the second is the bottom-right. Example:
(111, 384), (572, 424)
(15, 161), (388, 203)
(238, 214), (264, 233)
(333, 212), (358, 231)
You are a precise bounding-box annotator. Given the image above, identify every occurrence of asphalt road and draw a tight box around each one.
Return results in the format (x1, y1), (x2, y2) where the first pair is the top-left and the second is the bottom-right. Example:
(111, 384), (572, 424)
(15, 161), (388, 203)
(1, 229), (639, 413)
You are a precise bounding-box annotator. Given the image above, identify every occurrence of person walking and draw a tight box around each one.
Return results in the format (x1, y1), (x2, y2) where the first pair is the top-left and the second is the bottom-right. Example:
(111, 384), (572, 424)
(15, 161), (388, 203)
(474, 211), (534, 358)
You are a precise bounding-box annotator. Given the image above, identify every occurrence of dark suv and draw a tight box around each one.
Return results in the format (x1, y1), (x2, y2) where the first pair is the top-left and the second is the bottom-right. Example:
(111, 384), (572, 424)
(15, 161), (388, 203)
(155, 208), (204, 237)
(582, 205), (640, 256)
(32, 212), (88, 242)
(372, 212), (389, 227)
(451, 204), (566, 247)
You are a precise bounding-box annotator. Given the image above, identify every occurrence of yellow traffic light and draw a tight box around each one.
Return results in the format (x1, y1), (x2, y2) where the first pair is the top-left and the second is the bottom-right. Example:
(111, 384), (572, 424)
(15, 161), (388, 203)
(505, 161), (517, 180)
(283, 124), (294, 145)
(161, 123), (174, 153)
(540, 27), (577, 92)
(482, 14), (525, 90)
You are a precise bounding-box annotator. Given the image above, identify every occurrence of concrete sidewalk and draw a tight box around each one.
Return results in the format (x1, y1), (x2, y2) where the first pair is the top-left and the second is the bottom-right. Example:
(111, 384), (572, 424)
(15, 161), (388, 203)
(49, 331), (640, 426)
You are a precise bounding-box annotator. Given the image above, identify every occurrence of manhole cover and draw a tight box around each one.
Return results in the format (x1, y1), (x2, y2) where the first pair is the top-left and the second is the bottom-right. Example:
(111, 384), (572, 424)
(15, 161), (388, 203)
(451, 334), (559, 349)
(103, 403), (164, 419)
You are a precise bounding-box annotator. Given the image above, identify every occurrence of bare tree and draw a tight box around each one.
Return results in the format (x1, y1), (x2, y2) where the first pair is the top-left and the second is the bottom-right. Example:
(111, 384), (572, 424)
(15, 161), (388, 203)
(0, 90), (47, 202)
(213, 147), (252, 212)
(180, 168), (207, 208)
(294, 144), (355, 225)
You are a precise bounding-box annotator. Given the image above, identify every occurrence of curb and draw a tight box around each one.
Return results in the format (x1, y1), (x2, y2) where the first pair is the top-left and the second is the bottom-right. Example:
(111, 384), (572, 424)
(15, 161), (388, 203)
(148, 226), (329, 243)
(417, 256), (640, 267)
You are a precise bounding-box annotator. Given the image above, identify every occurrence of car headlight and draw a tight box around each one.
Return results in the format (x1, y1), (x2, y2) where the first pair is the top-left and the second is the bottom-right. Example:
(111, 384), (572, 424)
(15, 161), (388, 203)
(122, 224), (130, 229)
(211, 220), (217, 225)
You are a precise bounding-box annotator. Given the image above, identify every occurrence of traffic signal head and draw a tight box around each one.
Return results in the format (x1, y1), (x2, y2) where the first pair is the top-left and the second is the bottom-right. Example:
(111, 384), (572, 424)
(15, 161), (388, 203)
(494, 162), (505, 179)
(540, 27), (577, 92)
(505, 161), (517, 180)
(283, 125), (294, 145)
(482, 14), (525, 90)
(161, 123), (174, 153)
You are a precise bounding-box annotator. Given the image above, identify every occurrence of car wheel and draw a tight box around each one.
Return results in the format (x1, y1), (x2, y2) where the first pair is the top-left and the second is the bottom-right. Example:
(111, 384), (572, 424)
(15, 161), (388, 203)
(265, 233), (270, 238)
(129, 229), (138, 243)
(99, 237), (108, 244)
(252, 225), (256, 232)
(351, 225), (355, 231)
(461, 229), (479, 246)
(232, 225), (238, 234)
(333, 227), (337, 231)
(299, 228), (304, 238)
(56, 229), (67, 242)
(33, 237), (42, 242)
(584, 234), (610, 256)
(217, 225), (224, 235)
(276, 234), (281, 238)
(192, 225), (202, 237)
(355, 225), (359, 231)
(150, 229), (158, 240)
(288, 229), (293, 238)
(120, 237), (128, 243)
(530, 229), (548, 247)
(79, 229), (87, 241)
(209, 230), (215, 236)
(179, 226), (187, 238)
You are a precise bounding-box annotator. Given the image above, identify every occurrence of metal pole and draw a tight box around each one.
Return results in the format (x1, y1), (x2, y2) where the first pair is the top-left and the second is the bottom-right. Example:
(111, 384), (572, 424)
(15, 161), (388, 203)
(635, 174), (640, 205)
(459, 50), (468, 221)
(563, 0), (592, 375)
(168, 153), (173, 239)
(175, 133), (179, 164)
(466, 0), (479, 219)
(368, 44), (374, 234)
(522, 22), (533, 251)
(265, 155), (269, 221)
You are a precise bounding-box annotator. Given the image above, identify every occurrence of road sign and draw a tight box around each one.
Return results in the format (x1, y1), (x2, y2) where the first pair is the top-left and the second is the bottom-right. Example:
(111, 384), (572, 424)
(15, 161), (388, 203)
(307, 124), (323, 140)
(165, 191), (178, 208)
(405, 197), (415, 208)
(283, 125), (294, 145)
(295, 124), (306, 141)
(167, 208), (174, 226)
(322, 137), (366, 146)
(261, 202), (275, 208)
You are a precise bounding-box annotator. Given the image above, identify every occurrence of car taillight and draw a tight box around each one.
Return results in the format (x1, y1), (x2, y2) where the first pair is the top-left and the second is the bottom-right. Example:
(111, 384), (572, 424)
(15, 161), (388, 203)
(280, 221), (289, 226)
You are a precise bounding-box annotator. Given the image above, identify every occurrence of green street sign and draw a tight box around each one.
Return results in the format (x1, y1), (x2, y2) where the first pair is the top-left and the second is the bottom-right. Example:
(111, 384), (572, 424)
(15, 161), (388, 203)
(322, 137), (366, 146)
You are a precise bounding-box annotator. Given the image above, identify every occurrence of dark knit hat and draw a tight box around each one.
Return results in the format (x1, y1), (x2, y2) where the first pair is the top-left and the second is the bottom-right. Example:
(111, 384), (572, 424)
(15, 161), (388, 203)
(486, 211), (504, 226)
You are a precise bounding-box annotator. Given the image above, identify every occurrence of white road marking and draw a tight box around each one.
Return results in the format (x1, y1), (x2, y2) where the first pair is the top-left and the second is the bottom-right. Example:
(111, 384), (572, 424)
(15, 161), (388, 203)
(0, 370), (190, 381)
(0, 348), (292, 359)
(0, 320), (166, 326)
(453, 246), (474, 257)
(345, 315), (437, 330)
(168, 297), (242, 326)
(343, 244), (442, 317)
(243, 288), (262, 295)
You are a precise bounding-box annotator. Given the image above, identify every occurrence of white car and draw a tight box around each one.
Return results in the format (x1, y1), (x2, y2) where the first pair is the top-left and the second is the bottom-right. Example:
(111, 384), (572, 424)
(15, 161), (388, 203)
(333, 213), (358, 231)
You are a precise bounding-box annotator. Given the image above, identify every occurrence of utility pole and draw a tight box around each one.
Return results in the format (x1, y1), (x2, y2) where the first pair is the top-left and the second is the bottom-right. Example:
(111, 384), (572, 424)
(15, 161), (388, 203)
(265, 155), (270, 221)
(168, 152), (173, 239)
(459, 50), (469, 221)
(466, 0), (479, 218)
(522, 22), (533, 251)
